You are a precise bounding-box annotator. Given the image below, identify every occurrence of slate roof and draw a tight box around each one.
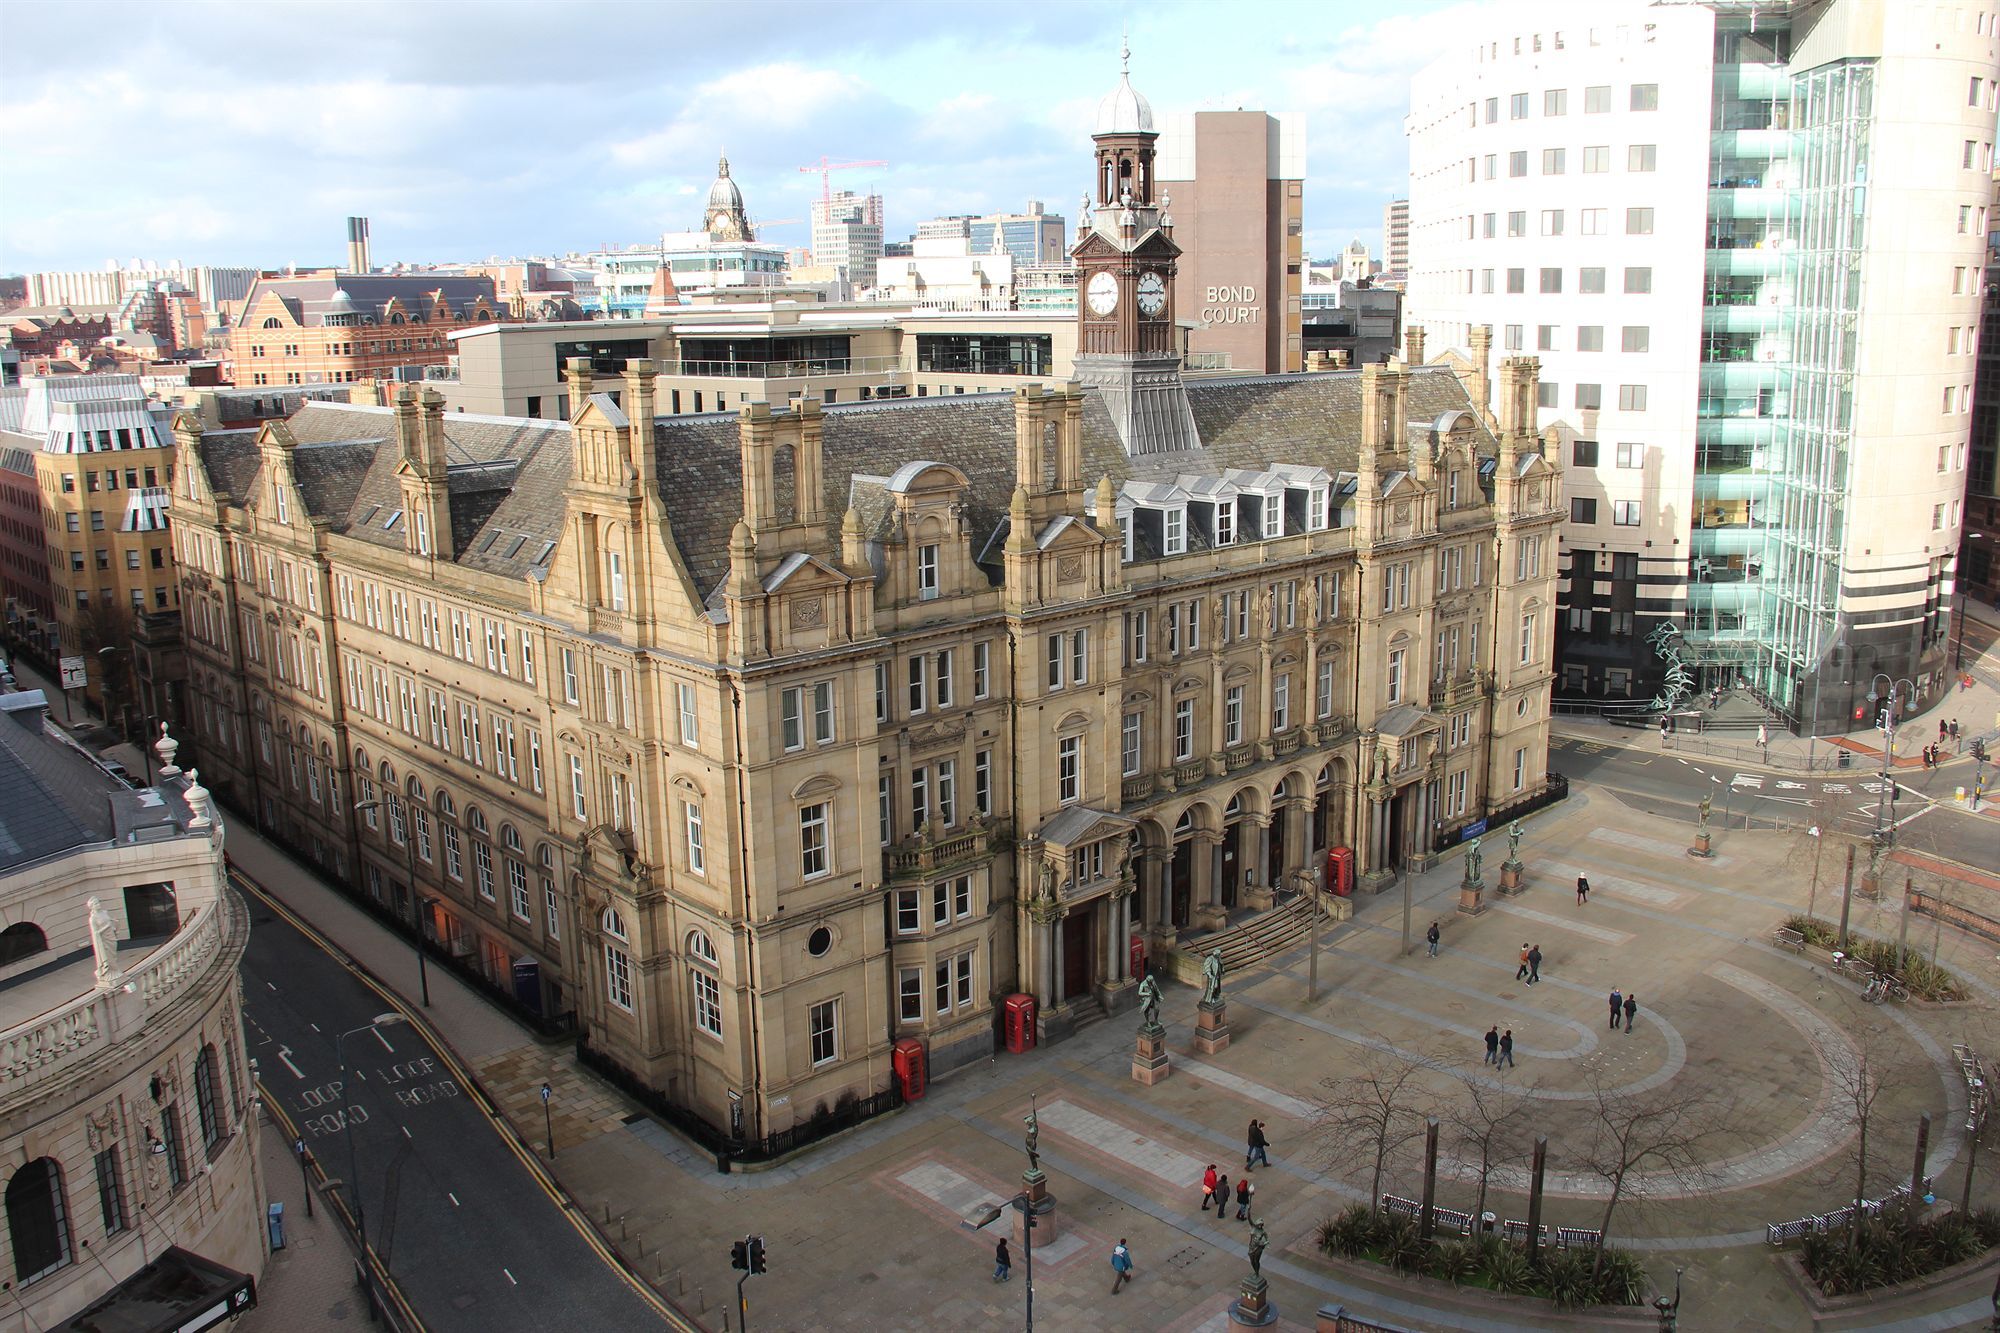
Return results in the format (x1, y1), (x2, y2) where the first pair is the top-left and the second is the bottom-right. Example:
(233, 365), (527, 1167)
(0, 707), (115, 871)
(237, 274), (500, 328)
(194, 366), (1497, 598)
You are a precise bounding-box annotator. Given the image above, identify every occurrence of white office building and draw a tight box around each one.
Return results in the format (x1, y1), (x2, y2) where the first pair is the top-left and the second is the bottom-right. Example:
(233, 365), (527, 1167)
(812, 190), (885, 292)
(1406, 0), (1996, 730)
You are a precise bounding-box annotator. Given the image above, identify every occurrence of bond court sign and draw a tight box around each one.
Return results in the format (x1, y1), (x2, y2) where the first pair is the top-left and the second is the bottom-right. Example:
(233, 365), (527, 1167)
(1201, 285), (1261, 325)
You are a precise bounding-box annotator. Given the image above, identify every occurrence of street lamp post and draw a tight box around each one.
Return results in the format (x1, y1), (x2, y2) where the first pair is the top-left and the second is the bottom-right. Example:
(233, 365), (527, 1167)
(354, 799), (431, 1007)
(1863, 674), (1918, 845)
(541, 1082), (555, 1159)
(972, 1193), (1037, 1332)
(337, 1013), (406, 1252)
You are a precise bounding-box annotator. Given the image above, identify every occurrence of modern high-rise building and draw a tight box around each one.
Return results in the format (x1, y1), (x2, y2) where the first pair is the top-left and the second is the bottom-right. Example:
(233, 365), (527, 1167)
(1381, 199), (1410, 285)
(24, 263), (256, 312)
(811, 189), (885, 291)
(968, 202), (1069, 265)
(1155, 110), (1306, 374)
(1406, 0), (1996, 728)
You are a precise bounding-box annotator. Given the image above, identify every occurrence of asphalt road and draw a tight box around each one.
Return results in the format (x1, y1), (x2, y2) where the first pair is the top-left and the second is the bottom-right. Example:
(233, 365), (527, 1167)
(1550, 735), (1994, 867)
(237, 882), (667, 1332)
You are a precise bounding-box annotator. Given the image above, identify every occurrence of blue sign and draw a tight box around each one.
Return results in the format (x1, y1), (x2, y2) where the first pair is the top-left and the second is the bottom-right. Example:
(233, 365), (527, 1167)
(1460, 820), (1488, 843)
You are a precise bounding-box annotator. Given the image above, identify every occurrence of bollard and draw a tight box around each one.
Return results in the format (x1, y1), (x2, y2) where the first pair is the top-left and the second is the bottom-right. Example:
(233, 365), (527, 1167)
(698, 1284), (706, 1313)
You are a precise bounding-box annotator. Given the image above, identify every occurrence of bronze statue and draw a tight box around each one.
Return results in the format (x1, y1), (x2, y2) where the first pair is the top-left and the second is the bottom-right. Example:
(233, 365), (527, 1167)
(1201, 949), (1225, 1005)
(1247, 1218), (1269, 1277)
(1696, 792), (1712, 834)
(1465, 837), (1482, 884)
(1507, 819), (1523, 863)
(1137, 974), (1162, 1030)
(1024, 1097), (1040, 1174)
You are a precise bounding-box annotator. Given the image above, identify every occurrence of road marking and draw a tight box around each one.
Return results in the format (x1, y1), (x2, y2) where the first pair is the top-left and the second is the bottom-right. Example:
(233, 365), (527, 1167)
(276, 1046), (304, 1080)
(372, 1027), (396, 1053)
(449, 1192), (460, 1207)
(402, 1126), (412, 1139)
(1491, 901), (1634, 945)
(1775, 780), (1808, 790)
(266, 981), (278, 991)
(1731, 774), (1763, 789)
(1822, 783), (1851, 794)
(504, 1269), (517, 1286)
(309, 1023), (320, 1033)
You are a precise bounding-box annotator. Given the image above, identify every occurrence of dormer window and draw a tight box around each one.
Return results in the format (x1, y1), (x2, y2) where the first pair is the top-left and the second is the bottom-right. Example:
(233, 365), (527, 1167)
(1164, 507), (1186, 555)
(1262, 498), (1283, 540)
(1215, 500), (1235, 546)
(414, 510), (431, 556)
(1307, 487), (1328, 530)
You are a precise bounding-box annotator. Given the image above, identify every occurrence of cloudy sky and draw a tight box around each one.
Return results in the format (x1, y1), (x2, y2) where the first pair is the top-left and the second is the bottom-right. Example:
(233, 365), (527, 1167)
(0, 0), (1470, 276)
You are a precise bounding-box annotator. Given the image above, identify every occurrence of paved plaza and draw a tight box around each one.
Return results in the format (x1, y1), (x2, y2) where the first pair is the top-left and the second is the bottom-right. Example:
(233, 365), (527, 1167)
(543, 790), (2000, 1332)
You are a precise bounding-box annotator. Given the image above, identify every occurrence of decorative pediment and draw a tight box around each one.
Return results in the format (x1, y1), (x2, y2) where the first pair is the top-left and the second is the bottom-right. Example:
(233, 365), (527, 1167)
(908, 718), (968, 753)
(791, 773), (841, 801)
(1037, 804), (1135, 850)
(1053, 710), (1093, 736)
(1173, 675), (1205, 695)
(761, 551), (845, 594)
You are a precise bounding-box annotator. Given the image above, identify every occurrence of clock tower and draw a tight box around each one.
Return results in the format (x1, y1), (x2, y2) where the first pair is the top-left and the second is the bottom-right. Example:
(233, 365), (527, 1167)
(1072, 42), (1202, 457)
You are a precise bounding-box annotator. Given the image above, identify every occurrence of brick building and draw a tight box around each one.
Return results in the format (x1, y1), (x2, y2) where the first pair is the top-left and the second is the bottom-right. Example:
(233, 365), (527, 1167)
(226, 273), (505, 388)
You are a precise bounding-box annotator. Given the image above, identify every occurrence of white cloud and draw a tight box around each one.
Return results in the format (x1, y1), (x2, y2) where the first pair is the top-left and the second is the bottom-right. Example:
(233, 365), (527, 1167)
(608, 64), (874, 170)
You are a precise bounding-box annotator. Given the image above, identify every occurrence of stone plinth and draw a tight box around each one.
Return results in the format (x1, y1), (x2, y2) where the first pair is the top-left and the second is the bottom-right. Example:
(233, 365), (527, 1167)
(1687, 831), (1713, 859)
(1132, 1025), (1171, 1085)
(1357, 869), (1393, 896)
(1229, 1274), (1278, 1327)
(1193, 998), (1231, 1055)
(1858, 869), (1883, 900)
(1498, 860), (1524, 896)
(1012, 1168), (1059, 1244)
(1194, 904), (1230, 932)
(1457, 880), (1486, 916)
(1242, 882), (1276, 911)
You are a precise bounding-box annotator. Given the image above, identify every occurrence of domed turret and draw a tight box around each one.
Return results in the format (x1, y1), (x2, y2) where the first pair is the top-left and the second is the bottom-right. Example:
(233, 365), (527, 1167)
(1094, 37), (1154, 135)
(703, 151), (754, 241)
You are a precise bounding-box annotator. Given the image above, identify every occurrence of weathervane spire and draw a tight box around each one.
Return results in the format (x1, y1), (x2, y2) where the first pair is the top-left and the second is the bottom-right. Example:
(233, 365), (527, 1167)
(1121, 27), (1130, 74)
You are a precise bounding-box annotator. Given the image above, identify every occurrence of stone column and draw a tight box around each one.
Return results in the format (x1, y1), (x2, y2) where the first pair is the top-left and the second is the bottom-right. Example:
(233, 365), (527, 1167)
(1245, 816), (1276, 910)
(1037, 912), (1056, 1010)
(1194, 831), (1228, 931)
(1049, 910), (1066, 1009)
(1208, 653), (1228, 774)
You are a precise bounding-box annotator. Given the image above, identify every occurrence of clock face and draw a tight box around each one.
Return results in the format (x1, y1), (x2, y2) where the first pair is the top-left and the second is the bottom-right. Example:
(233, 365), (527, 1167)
(1086, 271), (1119, 316)
(1137, 272), (1167, 317)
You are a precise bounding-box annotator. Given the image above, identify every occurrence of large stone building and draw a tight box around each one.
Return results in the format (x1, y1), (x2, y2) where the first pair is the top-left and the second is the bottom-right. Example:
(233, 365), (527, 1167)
(168, 61), (1559, 1148)
(0, 702), (262, 1327)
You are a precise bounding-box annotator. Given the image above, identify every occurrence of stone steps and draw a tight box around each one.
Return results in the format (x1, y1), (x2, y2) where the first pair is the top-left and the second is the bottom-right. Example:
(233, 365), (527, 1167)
(1189, 894), (1315, 974)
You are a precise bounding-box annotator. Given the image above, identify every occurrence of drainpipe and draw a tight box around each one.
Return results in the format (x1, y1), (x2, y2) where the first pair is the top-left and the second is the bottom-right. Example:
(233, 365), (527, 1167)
(728, 675), (766, 1147)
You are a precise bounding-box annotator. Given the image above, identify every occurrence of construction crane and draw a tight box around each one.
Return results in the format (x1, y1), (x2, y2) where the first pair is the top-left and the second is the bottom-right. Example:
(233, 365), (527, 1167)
(798, 157), (888, 208)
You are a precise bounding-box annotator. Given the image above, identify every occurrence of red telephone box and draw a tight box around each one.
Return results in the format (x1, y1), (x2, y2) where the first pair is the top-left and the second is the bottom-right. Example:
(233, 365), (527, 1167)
(892, 1038), (928, 1101)
(1129, 935), (1148, 981)
(1003, 993), (1038, 1053)
(1327, 846), (1355, 897)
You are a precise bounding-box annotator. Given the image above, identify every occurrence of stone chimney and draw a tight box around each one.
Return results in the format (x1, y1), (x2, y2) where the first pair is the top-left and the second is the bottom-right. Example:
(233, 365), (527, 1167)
(564, 357), (594, 423)
(1404, 324), (1427, 367)
(1467, 325), (1493, 422)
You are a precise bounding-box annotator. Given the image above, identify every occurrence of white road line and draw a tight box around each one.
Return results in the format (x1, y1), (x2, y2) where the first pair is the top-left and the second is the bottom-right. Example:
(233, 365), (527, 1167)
(354, 1069), (366, 1082)
(266, 981), (278, 990)
(309, 1023), (320, 1033)
(504, 1269), (517, 1286)
(372, 1026), (395, 1053)
(402, 1126), (412, 1139)
(449, 1192), (460, 1207)
(276, 1047), (304, 1079)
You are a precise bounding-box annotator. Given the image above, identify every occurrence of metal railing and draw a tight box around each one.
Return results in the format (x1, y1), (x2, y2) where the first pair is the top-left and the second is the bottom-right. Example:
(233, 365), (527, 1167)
(655, 355), (905, 380)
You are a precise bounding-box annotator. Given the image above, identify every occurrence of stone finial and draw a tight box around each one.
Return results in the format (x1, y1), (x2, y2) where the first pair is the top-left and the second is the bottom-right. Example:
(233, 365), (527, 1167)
(184, 768), (213, 832)
(727, 519), (759, 595)
(155, 722), (181, 779)
(840, 506), (869, 573)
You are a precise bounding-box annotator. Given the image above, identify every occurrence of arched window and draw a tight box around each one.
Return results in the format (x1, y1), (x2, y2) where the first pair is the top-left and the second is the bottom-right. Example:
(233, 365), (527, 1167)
(687, 930), (722, 1038)
(467, 808), (493, 901)
(261, 317), (282, 329)
(193, 1044), (224, 1150)
(0, 923), (48, 967)
(501, 827), (529, 921)
(6, 1158), (71, 1283)
(435, 789), (454, 819)
(602, 909), (632, 1011)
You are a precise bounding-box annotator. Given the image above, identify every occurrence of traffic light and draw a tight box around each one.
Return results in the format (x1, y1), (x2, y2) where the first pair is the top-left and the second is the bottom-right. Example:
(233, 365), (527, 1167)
(730, 1239), (749, 1271)
(748, 1236), (767, 1274)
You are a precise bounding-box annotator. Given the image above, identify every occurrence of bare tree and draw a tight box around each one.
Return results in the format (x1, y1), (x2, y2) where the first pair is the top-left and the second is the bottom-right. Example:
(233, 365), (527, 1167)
(1574, 1072), (1729, 1279)
(1447, 1070), (1538, 1225)
(1310, 1040), (1442, 1215)
(1813, 1027), (1927, 1250)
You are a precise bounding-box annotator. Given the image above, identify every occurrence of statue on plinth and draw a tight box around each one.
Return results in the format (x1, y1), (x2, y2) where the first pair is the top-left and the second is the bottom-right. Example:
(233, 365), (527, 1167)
(1137, 974), (1162, 1031)
(1696, 793), (1712, 835)
(1506, 819), (1523, 864)
(1024, 1098), (1040, 1174)
(1465, 837), (1482, 884)
(1248, 1218), (1269, 1277)
(88, 896), (120, 987)
(1200, 949), (1225, 1005)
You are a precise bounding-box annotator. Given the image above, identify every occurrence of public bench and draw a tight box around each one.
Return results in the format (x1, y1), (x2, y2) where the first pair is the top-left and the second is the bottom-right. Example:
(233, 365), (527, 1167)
(1771, 927), (1805, 953)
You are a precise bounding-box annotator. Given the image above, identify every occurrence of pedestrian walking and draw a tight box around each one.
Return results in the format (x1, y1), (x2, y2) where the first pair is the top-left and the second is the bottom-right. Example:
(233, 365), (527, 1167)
(1527, 944), (1543, 984)
(1246, 1119), (1269, 1170)
(1660, 716), (1670, 743)
(1950, 718), (1961, 742)
(1235, 1178), (1253, 1220)
(1576, 875), (1590, 904)
(1608, 988), (1623, 1030)
(1110, 1239), (1133, 1293)
(1940, 719), (1950, 742)
(1623, 995), (1638, 1033)
(1212, 1173), (1230, 1219)
(995, 1238), (1012, 1283)
(1201, 1164), (1218, 1211)
(1498, 1029), (1515, 1068)
(1516, 942), (1532, 981)
(1426, 920), (1441, 957)
(1757, 722), (1769, 755)
(1484, 1025), (1499, 1064)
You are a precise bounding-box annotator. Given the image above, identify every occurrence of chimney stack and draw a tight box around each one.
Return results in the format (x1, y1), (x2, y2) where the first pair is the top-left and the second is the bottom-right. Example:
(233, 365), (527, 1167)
(346, 217), (372, 275)
(1404, 324), (1427, 367)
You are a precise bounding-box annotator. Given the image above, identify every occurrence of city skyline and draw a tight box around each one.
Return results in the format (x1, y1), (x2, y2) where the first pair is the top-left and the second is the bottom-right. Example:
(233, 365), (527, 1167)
(0, 0), (1463, 275)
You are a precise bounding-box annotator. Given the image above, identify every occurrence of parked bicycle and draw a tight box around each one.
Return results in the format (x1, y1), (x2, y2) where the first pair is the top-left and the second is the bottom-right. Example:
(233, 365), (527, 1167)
(1862, 972), (1910, 1004)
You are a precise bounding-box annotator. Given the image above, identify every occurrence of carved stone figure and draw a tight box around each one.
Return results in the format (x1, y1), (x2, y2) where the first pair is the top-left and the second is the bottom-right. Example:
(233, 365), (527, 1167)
(1464, 838), (1483, 884)
(1374, 745), (1391, 784)
(1038, 860), (1058, 902)
(1137, 974), (1162, 1030)
(1201, 949), (1225, 1005)
(1248, 1218), (1269, 1276)
(1507, 820), (1524, 863)
(88, 896), (120, 986)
